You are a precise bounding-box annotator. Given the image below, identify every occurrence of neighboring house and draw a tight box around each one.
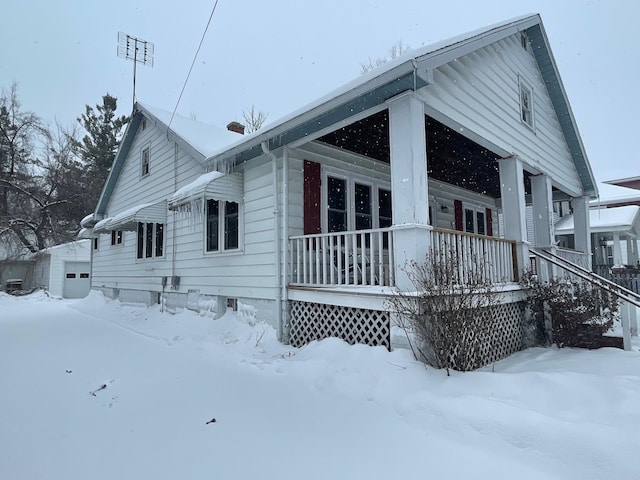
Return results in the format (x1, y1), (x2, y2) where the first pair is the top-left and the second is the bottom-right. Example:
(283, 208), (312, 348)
(81, 14), (598, 365)
(33, 240), (91, 298)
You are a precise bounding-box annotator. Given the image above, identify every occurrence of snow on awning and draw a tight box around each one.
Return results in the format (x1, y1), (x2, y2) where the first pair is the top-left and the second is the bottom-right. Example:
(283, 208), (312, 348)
(77, 228), (98, 239)
(94, 200), (167, 232)
(80, 213), (97, 228)
(168, 171), (243, 210)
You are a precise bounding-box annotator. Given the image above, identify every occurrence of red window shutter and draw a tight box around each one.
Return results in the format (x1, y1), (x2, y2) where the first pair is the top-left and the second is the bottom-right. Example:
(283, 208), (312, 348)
(304, 160), (321, 234)
(454, 200), (463, 231)
(486, 207), (493, 236)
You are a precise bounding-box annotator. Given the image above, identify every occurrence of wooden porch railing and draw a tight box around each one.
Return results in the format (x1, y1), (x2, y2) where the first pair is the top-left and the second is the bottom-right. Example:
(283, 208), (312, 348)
(289, 227), (518, 287)
(289, 228), (395, 287)
(429, 228), (517, 284)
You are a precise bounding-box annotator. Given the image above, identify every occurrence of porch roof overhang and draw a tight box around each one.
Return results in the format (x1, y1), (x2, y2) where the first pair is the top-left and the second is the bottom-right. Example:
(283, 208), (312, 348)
(168, 171), (243, 210)
(94, 200), (167, 233)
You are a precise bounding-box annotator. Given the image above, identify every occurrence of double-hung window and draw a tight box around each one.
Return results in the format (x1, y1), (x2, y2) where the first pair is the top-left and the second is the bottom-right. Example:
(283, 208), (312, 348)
(324, 171), (392, 232)
(464, 206), (487, 235)
(136, 222), (164, 259)
(206, 199), (240, 252)
(519, 77), (534, 129)
(141, 146), (150, 177)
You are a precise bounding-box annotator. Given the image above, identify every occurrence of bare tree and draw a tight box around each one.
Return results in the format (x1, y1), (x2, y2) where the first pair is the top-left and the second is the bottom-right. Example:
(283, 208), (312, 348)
(0, 85), (88, 255)
(242, 104), (268, 134)
(361, 40), (411, 74)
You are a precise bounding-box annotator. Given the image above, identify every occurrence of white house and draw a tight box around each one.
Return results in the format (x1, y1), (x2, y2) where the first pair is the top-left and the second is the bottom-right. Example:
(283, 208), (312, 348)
(33, 240), (91, 298)
(81, 14), (598, 365)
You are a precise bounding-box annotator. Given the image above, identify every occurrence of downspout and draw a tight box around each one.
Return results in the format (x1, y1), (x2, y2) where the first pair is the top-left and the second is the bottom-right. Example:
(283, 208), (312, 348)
(171, 142), (178, 297)
(281, 146), (290, 343)
(262, 141), (283, 341)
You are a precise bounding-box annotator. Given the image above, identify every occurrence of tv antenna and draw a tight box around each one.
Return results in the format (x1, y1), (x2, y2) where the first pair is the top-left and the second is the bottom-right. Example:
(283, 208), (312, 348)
(117, 32), (154, 109)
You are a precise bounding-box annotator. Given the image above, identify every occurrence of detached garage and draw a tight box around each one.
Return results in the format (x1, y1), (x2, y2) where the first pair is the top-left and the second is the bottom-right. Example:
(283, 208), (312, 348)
(34, 240), (91, 299)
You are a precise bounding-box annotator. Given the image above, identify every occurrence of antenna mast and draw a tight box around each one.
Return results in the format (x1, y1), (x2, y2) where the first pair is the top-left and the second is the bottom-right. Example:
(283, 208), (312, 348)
(117, 32), (154, 109)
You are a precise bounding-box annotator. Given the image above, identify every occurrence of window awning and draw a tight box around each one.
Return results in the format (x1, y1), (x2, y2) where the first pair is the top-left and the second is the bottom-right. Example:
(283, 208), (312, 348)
(168, 171), (243, 210)
(77, 228), (98, 239)
(94, 200), (167, 232)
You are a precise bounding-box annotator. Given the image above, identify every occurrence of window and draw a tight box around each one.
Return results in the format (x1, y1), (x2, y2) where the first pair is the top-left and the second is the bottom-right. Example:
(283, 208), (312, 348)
(93, 238), (98, 250)
(206, 199), (240, 252)
(324, 171), (392, 233)
(520, 32), (529, 51)
(354, 183), (372, 230)
(141, 146), (150, 176)
(463, 205), (487, 235)
(519, 79), (534, 129)
(111, 230), (123, 246)
(378, 189), (392, 228)
(80, 273), (90, 279)
(136, 222), (164, 259)
(327, 176), (347, 232)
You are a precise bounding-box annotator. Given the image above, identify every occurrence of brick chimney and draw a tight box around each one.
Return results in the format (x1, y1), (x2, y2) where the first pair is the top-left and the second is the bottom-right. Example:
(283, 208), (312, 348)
(226, 121), (245, 135)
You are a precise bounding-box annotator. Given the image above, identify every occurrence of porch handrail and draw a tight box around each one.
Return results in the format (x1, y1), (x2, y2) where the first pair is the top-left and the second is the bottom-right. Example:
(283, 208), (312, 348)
(429, 228), (518, 284)
(289, 228), (394, 287)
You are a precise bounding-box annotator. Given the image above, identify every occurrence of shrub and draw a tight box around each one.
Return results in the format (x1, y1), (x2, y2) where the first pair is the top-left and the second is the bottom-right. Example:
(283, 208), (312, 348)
(520, 272), (618, 348)
(389, 249), (502, 374)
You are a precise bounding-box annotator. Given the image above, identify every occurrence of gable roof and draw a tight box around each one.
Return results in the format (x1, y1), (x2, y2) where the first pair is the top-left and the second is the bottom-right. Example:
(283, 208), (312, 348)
(204, 14), (596, 197)
(88, 104), (240, 222)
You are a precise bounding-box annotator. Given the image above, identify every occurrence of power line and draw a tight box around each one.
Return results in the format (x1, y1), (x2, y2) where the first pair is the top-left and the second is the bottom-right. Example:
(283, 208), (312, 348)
(168, 0), (221, 131)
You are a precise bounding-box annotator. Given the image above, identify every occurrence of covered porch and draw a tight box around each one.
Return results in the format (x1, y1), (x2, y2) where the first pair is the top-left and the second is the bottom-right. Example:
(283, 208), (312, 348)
(286, 92), (591, 293)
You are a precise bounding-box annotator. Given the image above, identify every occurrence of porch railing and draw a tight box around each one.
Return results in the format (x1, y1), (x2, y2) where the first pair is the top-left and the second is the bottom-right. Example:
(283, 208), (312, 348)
(554, 247), (591, 271)
(289, 228), (394, 287)
(429, 228), (517, 284)
(289, 227), (518, 288)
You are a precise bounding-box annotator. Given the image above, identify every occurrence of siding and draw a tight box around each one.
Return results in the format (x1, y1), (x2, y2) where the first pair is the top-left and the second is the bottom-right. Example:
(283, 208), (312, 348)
(423, 33), (583, 197)
(92, 117), (280, 300)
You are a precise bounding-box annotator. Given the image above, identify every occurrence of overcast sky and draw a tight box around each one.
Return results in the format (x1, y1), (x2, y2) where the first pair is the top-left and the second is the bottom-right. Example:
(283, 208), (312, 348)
(1, 0), (637, 198)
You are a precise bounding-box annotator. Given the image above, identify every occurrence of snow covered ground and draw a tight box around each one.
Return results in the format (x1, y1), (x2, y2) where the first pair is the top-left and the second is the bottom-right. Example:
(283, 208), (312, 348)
(1, 291), (639, 480)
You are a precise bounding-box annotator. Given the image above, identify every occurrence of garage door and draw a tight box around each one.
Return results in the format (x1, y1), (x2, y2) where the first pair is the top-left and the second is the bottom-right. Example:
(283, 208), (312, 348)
(63, 261), (91, 299)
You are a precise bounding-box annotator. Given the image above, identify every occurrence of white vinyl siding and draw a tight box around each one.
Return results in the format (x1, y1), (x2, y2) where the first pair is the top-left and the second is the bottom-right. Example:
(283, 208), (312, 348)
(422, 32), (583, 197)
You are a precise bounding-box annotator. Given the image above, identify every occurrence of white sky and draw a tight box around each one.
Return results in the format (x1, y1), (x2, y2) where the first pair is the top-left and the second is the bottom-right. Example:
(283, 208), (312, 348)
(1, 1), (637, 198)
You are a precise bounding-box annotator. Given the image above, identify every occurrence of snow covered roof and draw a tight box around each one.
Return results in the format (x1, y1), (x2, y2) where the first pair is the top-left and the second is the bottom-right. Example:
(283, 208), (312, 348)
(202, 14), (596, 198)
(555, 205), (640, 236)
(36, 240), (91, 257)
(137, 103), (240, 159)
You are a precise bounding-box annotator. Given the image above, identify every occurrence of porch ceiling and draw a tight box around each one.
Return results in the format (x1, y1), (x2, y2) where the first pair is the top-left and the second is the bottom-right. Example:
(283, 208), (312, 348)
(318, 110), (530, 198)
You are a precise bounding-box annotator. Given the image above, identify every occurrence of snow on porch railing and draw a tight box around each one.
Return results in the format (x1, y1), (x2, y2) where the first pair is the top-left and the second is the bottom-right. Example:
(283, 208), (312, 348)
(429, 228), (517, 284)
(289, 228), (394, 287)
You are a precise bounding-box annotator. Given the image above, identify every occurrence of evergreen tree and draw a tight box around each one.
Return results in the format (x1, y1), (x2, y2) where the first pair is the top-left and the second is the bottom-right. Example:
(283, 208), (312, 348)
(72, 94), (129, 208)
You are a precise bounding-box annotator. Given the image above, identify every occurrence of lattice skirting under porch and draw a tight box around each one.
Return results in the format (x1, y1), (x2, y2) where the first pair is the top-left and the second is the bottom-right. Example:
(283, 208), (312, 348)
(289, 301), (391, 350)
(475, 301), (525, 367)
(288, 299), (524, 367)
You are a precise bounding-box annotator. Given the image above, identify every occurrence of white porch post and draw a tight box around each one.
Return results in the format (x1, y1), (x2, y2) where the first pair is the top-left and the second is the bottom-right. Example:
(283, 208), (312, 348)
(531, 174), (555, 280)
(612, 232), (623, 266)
(498, 156), (528, 279)
(388, 91), (430, 291)
(572, 196), (591, 261)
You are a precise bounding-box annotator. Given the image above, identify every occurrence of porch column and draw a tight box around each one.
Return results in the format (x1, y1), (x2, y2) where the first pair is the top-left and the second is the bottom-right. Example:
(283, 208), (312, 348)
(498, 156), (528, 278)
(572, 196), (592, 261)
(388, 91), (430, 291)
(612, 232), (623, 266)
(531, 175), (554, 247)
(531, 174), (555, 280)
